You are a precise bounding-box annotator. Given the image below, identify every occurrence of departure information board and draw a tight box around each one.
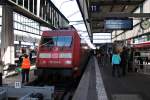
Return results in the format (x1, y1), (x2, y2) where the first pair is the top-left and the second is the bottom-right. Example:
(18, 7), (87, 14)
(105, 18), (133, 30)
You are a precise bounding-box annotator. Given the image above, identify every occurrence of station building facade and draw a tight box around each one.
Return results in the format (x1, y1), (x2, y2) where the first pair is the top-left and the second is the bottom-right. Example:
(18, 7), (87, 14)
(0, 0), (69, 65)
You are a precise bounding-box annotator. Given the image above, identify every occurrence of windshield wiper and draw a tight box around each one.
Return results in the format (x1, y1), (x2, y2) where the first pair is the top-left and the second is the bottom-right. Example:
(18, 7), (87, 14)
(40, 41), (54, 47)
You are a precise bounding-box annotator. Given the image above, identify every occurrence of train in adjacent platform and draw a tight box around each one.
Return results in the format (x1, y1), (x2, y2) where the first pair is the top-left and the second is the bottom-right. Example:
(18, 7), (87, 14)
(35, 27), (91, 78)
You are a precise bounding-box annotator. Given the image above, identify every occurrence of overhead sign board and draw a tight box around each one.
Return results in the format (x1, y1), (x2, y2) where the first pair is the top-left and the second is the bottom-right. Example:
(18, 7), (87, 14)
(93, 33), (111, 44)
(105, 18), (133, 30)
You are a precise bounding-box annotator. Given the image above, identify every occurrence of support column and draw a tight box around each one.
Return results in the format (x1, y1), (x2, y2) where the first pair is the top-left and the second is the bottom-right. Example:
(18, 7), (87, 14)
(37, 0), (40, 17)
(115, 31), (117, 41)
(1, 5), (14, 65)
(140, 4), (144, 38)
(91, 34), (93, 43)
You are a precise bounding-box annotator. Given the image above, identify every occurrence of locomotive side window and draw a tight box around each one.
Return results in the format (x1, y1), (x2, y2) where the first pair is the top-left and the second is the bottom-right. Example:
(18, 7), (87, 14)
(57, 36), (72, 47)
(41, 37), (57, 46)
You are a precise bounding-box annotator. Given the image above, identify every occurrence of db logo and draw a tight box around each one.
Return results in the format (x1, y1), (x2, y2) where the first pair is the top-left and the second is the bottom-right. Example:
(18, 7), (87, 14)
(52, 53), (58, 58)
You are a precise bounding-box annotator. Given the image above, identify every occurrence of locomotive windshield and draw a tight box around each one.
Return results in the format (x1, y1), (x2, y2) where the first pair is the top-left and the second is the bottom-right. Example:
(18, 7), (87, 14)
(41, 36), (72, 47)
(57, 36), (72, 47)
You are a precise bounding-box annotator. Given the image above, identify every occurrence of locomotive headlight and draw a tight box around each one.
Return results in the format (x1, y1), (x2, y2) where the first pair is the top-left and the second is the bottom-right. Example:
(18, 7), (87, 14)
(65, 60), (72, 64)
(43, 61), (46, 64)
(74, 67), (79, 71)
(40, 60), (46, 64)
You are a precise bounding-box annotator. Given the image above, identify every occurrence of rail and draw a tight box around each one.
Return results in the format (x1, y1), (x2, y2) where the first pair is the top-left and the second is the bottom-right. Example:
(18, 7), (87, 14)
(0, 86), (54, 100)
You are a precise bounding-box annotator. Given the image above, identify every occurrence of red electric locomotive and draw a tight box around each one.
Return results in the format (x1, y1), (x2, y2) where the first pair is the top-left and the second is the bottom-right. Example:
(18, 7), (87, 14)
(35, 27), (90, 78)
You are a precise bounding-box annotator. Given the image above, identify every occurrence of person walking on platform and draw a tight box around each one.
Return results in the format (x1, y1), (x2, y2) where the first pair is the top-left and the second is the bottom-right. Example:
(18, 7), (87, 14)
(96, 50), (101, 66)
(29, 50), (32, 64)
(21, 54), (31, 83)
(18, 54), (23, 67)
(112, 50), (121, 77)
(101, 52), (105, 67)
(120, 47), (128, 76)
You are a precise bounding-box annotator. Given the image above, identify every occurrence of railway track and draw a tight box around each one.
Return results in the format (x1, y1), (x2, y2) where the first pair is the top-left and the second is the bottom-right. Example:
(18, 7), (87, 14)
(26, 76), (79, 100)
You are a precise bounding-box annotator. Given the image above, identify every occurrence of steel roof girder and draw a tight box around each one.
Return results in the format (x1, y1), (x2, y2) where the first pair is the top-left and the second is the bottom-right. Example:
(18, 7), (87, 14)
(91, 12), (150, 19)
(91, 0), (144, 6)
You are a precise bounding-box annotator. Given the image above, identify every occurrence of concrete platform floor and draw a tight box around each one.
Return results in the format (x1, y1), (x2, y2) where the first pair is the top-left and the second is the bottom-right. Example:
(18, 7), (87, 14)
(2, 70), (37, 86)
(99, 60), (150, 100)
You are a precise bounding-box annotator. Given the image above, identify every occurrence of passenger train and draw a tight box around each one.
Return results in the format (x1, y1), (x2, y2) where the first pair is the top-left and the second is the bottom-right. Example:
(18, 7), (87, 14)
(35, 27), (91, 78)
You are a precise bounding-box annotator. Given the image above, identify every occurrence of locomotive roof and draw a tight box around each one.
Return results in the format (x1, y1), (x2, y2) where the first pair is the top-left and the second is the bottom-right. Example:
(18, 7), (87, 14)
(42, 30), (79, 37)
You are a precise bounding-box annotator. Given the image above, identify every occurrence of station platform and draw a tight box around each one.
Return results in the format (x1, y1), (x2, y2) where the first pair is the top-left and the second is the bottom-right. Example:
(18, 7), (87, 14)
(100, 59), (150, 100)
(73, 56), (150, 100)
(2, 65), (37, 86)
(72, 56), (108, 100)
(1, 56), (150, 100)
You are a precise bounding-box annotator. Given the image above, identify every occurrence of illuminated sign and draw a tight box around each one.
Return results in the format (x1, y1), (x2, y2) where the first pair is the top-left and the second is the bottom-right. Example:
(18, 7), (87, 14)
(105, 18), (133, 30)
(90, 3), (100, 12)
(93, 33), (111, 44)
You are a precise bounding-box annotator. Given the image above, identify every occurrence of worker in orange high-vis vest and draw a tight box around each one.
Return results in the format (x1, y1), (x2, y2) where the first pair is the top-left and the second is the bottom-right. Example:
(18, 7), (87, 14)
(21, 54), (31, 83)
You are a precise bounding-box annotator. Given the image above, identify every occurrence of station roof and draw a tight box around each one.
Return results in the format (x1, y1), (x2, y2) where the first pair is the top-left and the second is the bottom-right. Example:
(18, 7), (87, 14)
(77, 0), (147, 36)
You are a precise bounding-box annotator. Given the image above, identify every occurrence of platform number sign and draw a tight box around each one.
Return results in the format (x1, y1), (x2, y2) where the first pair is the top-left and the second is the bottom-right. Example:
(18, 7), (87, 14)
(15, 81), (21, 88)
(90, 3), (100, 12)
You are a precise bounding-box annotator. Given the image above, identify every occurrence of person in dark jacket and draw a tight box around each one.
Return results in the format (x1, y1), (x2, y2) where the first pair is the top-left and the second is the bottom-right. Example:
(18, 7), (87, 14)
(19, 55), (23, 67)
(29, 51), (32, 64)
(120, 47), (128, 76)
(139, 57), (144, 70)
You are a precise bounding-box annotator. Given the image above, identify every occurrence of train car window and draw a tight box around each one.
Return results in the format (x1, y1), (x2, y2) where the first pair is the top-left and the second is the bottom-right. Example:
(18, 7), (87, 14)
(57, 36), (72, 47)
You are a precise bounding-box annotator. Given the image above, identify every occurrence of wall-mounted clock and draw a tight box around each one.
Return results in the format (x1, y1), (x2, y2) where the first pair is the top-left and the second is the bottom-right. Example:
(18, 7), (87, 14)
(140, 20), (150, 30)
